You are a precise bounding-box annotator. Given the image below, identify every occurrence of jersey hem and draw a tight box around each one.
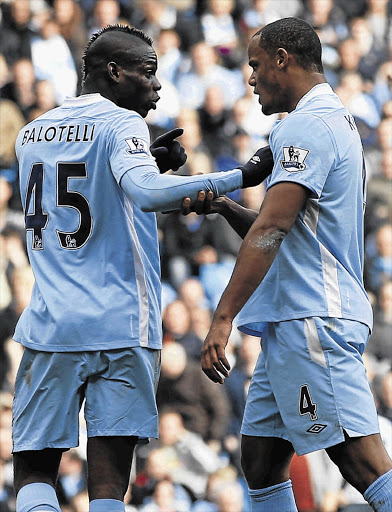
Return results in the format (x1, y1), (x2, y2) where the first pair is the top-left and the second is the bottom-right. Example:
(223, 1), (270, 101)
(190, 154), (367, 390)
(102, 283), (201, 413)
(12, 336), (162, 352)
(237, 311), (372, 336)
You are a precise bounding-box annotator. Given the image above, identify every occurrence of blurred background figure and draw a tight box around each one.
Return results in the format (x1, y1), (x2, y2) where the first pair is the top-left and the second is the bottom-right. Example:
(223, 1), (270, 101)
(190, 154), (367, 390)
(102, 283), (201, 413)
(366, 280), (392, 363)
(156, 342), (230, 445)
(30, 15), (77, 104)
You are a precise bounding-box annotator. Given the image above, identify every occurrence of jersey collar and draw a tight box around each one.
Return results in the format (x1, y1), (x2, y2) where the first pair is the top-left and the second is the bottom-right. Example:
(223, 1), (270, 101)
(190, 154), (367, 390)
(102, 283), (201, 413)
(63, 93), (111, 107)
(295, 83), (335, 111)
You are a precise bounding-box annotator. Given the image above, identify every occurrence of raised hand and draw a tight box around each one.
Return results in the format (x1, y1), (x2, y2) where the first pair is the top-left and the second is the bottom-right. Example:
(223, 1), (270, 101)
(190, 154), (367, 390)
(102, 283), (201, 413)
(150, 128), (187, 173)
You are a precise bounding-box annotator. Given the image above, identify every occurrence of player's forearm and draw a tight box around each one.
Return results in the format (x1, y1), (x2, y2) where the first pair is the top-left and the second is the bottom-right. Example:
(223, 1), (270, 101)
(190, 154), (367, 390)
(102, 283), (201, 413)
(120, 166), (242, 212)
(213, 225), (287, 322)
(218, 196), (259, 239)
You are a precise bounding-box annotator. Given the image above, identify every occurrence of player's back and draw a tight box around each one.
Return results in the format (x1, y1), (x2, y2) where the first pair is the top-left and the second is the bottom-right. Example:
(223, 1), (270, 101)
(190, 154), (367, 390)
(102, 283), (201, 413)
(14, 95), (162, 351)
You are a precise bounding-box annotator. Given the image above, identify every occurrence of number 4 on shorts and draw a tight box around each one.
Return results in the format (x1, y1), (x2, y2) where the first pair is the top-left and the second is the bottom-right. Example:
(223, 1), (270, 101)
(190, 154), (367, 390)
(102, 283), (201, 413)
(299, 384), (318, 421)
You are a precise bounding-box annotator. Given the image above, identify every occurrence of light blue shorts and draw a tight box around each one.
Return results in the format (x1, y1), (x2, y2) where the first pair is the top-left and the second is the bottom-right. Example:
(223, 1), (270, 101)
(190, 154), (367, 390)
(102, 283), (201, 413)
(241, 317), (380, 455)
(13, 346), (161, 453)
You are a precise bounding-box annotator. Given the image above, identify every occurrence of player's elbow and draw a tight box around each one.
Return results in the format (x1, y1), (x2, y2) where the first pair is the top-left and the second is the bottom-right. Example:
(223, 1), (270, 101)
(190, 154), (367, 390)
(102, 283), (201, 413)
(249, 227), (287, 253)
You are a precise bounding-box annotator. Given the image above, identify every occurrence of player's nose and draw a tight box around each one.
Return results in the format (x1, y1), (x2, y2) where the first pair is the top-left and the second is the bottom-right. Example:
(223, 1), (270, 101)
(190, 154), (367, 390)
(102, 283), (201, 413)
(153, 76), (161, 91)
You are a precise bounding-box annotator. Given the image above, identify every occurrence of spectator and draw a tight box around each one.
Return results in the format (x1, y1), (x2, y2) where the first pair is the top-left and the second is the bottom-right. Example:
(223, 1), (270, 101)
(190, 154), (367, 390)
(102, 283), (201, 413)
(134, 0), (177, 42)
(178, 278), (210, 311)
(28, 79), (57, 121)
(57, 449), (87, 503)
(336, 72), (381, 132)
(5, 58), (36, 120)
(373, 371), (392, 423)
(365, 147), (392, 234)
(241, 0), (302, 37)
(140, 478), (190, 512)
(191, 465), (245, 512)
(223, 334), (260, 471)
(371, 60), (392, 115)
(0, 426), (13, 500)
(52, 0), (87, 89)
(0, 0), (36, 66)
(199, 0), (241, 69)
(365, 117), (392, 178)
(53, 0), (87, 63)
(364, 0), (391, 50)
(161, 207), (241, 295)
(88, 0), (122, 35)
(156, 342), (230, 443)
(350, 17), (387, 82)
(155, 29), (185, 85)
(197, 85), (233, 158)
(174, 108), (214, 176)
(176, 42), (245, 110)
(214, 482), (244, 512)
(367, 280), (392, 362)
(131, 449), (191, 510)
(162, 300), (202, 359)
(366, 223), (392, 293)
(151, 409), (223, 500)
(0, 98), (25, 168)
(30, 16), (78, 104)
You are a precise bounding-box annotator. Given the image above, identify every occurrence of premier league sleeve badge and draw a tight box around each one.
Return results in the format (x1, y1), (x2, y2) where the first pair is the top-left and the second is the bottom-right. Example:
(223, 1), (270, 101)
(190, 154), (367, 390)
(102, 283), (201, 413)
(281, 146), (309, 172)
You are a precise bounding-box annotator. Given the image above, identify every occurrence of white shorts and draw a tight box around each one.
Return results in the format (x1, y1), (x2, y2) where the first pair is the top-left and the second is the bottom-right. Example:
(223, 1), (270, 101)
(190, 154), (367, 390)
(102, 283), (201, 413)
(13, 346), (161, 452)
(241, 317), (379, 455)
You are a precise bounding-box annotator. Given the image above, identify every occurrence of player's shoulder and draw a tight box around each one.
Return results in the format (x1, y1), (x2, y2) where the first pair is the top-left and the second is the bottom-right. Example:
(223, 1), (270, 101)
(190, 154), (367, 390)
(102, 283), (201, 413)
(272, 109), (335, 146)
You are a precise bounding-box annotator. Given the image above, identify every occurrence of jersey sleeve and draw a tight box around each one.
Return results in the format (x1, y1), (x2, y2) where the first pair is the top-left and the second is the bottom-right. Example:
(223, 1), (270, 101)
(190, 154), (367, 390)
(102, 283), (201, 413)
(268, 113), (337, 198)
(106, 111), (158, 183)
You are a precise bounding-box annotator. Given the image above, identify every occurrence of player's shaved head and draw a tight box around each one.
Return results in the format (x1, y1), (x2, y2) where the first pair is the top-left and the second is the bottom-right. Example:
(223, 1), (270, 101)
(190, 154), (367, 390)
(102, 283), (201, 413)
(82, 24), (153, 83)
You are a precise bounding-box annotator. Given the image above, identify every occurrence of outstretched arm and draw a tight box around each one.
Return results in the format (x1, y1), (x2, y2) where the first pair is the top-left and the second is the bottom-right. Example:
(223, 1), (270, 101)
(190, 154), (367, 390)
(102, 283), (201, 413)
(120, 146), (274, 213)
(201, 181), (310, 384)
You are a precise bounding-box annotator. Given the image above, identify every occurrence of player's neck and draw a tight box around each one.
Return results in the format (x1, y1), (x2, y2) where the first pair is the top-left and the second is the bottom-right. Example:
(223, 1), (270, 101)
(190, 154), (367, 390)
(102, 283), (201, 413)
(289, 73), (327, 112)
(81, 81), (116, 105)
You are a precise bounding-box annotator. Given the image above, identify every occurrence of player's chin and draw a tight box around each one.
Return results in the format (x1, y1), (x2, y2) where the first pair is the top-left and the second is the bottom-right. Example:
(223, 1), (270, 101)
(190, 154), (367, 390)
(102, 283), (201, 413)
(261, 103), (274, 116)
(137, 105), (150, 118)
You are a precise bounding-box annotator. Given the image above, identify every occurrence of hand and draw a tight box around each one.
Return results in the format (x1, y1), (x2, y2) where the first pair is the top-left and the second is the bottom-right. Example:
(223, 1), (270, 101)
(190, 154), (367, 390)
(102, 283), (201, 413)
(181, 190), (228, 216)
(238, 146), (274, 188)
(150, 128), (187, 173)
(201, 318), (232, 384)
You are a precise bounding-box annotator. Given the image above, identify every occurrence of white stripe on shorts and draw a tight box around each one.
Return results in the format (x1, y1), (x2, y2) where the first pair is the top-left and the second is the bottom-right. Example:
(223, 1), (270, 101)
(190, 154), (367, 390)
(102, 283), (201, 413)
(304, 317), (327, 368)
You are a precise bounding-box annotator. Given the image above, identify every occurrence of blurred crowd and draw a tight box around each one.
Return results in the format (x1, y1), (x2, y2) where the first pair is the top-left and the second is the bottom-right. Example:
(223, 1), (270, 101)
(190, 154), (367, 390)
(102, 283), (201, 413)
(0, 0), (391, 511)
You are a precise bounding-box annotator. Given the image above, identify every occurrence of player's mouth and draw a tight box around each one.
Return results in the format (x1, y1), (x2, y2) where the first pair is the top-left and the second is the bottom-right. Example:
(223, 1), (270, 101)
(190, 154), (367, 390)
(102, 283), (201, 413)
(150, 97), (160, 109)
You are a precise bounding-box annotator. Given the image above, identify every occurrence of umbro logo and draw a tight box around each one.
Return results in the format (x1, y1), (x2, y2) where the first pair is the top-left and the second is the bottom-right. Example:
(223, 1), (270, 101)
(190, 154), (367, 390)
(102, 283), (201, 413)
(307, 424), (327, 434)
(250, 156), (260, 164)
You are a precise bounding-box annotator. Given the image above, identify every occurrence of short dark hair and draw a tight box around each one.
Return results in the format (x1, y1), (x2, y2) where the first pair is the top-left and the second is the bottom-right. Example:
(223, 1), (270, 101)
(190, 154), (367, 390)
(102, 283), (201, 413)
(254, 18), (324, 73)
(82, 24), (153, 82)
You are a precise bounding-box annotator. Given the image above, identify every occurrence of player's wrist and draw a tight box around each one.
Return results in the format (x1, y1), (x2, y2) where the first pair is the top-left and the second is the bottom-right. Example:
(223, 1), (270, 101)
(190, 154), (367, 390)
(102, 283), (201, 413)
(238, 146), (274, 188)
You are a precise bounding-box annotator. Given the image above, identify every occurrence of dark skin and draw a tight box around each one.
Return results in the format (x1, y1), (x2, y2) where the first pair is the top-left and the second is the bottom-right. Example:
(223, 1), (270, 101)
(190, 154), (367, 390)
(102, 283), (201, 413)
(182, 33), (392, 495)
(13, 33), (174, 500)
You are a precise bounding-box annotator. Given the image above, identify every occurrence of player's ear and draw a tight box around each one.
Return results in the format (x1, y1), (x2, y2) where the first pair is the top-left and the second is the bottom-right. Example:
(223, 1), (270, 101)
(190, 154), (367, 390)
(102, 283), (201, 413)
(276, 48), (289, 69)
(107, 61), (120, 83)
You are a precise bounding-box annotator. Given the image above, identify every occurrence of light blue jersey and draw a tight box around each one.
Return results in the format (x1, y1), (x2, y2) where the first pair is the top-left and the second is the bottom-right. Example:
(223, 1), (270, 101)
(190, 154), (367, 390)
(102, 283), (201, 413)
(14, 94), (242, 351)
(237, 83), (373, 335)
